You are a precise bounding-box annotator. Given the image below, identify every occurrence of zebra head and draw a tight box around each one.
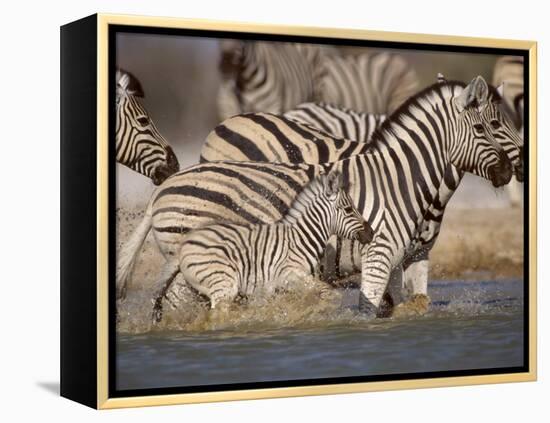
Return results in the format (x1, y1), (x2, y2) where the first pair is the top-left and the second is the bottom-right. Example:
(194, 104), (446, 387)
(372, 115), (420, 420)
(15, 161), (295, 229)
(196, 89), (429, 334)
(451, 76), (513, 188)
(116, 69), (179, 185)
(482, 83), (524, 182)
(324, 172), (374, 245)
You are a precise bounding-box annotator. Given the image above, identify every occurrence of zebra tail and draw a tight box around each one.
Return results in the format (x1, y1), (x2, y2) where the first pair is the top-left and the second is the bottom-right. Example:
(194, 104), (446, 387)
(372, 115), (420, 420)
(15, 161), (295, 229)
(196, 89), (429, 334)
(116, 198), (154, 300)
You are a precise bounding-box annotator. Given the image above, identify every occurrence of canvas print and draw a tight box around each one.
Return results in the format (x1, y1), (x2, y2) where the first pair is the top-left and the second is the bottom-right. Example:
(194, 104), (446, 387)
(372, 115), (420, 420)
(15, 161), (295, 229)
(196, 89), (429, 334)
(113, 29), (526, 394)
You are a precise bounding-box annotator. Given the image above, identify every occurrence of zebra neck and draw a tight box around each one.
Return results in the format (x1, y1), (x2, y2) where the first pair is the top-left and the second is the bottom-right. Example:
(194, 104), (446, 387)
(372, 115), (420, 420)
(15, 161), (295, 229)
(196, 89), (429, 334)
(286, 213), (332, 269)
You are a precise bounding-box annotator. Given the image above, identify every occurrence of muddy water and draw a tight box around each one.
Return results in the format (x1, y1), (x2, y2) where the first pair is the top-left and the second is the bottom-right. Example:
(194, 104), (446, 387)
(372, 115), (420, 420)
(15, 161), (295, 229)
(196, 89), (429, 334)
(116, 279), (524, 391)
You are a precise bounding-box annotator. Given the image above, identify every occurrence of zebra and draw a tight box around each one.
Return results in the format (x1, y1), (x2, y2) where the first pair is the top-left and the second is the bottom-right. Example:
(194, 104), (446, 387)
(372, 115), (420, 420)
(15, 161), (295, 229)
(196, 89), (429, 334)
(150, 171), (373, 322)
(201, 74), (523, 311)
(117, 76), (516, 318)
(493, 56), (525, 207)
(199, 76), (524, 313)
(116, 68), (179, 185)
(217, 40), (419, 119)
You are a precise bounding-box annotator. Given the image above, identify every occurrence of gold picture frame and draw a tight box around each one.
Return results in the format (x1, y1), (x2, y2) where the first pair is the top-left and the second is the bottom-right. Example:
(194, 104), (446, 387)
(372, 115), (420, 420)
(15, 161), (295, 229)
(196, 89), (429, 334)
(60, 13), (537, 409)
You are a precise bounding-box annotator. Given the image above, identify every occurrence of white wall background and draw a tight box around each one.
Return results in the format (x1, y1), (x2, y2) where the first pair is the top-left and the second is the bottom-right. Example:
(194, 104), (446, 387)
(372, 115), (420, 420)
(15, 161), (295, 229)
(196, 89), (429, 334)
(0, 0), (546, 421)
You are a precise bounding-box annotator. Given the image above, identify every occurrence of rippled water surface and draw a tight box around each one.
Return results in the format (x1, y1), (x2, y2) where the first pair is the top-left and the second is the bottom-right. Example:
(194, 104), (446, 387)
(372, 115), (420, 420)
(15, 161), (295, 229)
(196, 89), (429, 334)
(116, 279), (524, 391)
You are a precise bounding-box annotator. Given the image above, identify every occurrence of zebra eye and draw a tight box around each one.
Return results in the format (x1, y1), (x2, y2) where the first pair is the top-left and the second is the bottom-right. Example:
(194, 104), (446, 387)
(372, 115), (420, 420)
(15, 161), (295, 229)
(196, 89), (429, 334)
(490, 120), (502, 130)
(473, 124), (484, 134)
(137, 116), (150, 126)
(343, 206), (353, 213)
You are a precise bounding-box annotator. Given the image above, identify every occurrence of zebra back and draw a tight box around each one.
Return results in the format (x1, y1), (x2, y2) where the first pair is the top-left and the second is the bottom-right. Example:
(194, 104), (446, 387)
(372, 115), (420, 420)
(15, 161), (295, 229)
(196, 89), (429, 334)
(200, 111), (371, 164)
(283, 102), (385, 143)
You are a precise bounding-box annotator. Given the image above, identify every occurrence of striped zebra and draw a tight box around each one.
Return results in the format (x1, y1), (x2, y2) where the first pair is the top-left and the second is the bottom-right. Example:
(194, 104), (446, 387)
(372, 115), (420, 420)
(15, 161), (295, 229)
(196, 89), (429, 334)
(117, 76), (516, 317)
(150, 171), (373, 322)
(198, 77), (523, 313)
(217, 40), (419, 119)
(318, 52), (420, 115)
(493, 56), (525, 207)
(116, 69), (179, 185)
(217, 40), (328, 119)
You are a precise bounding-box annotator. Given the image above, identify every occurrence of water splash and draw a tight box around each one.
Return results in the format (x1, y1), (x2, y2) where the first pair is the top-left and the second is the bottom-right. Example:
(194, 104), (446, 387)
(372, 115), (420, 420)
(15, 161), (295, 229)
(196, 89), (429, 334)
(117, 277), (523, 335)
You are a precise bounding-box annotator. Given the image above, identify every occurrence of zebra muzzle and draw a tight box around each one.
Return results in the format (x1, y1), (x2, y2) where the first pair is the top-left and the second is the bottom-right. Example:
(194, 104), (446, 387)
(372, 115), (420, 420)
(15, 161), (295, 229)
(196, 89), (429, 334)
(152, 147), (180, 185)
(488, 151), (513, 188)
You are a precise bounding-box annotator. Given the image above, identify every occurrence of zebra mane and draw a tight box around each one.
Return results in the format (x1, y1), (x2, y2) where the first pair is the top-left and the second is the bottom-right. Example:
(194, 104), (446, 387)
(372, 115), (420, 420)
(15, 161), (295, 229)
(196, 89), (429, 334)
(367, 79), (502, 147)
(281, 174), (329, 225)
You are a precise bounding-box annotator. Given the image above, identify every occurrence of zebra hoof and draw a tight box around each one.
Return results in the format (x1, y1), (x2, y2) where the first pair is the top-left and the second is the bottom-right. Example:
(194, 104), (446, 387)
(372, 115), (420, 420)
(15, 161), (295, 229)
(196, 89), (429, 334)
(358, 292), (377, 317)
(393, 294), (431, 318)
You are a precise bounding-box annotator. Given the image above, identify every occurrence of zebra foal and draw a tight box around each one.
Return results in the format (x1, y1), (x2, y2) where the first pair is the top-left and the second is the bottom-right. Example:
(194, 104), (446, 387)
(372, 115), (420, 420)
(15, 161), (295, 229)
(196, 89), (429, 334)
(151, 172), (373, 322)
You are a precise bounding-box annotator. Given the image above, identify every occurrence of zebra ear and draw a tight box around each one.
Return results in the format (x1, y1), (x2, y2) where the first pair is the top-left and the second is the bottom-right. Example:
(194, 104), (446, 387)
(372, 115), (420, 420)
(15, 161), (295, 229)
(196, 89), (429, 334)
(116, 68), (145, 98)
(325, 171), (343, 197)
(437, 72), (447, 83)
(456, 76), (489, 112)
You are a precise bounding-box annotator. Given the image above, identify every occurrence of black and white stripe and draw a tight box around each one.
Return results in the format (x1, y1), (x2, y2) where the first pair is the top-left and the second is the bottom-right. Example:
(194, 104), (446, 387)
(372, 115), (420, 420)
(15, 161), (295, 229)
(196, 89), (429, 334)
(318, 52), (420, 114)
(117, 77), (515, 316)
(217, 40), (327, 119)
(217, 40), (419, 119)
(283, 102), (385, 143)
(149, 172), (372, 321)
(116, 69), (179, 185)
(200, 109), (374, 165)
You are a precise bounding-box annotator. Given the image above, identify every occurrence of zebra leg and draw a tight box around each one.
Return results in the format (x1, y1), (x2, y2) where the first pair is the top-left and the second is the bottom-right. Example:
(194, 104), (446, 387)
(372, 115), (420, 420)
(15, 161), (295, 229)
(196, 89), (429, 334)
(377, 265), (405, 317)
(392, 258), (431, 317)
(208, 281), (239, 311)
(151, 260), (180, 324)
(358, 242), (393, 317)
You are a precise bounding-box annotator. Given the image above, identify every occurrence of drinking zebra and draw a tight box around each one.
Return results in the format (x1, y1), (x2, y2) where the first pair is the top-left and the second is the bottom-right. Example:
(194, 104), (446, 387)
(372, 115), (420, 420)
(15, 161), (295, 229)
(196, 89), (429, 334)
(217, 40), (419, 119)
(117, 76), (515, 318)
(198, 77), (523, 313)
(493, 56), (525, 207)
(150, 171), (373, 322)
(116, 68), (179, 185)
